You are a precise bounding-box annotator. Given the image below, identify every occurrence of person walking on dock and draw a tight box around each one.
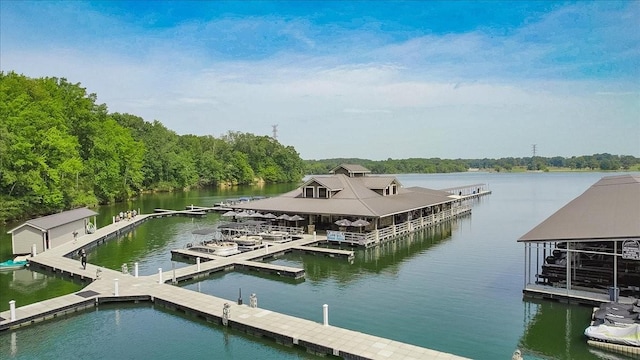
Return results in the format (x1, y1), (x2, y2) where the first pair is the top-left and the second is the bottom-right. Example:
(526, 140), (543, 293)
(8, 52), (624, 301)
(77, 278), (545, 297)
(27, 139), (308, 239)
(79, 249), (87, 269)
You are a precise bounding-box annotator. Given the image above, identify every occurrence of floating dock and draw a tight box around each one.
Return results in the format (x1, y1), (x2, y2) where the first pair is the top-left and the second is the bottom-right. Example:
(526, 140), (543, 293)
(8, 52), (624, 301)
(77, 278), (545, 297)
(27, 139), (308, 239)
(1, 208), (468, 359)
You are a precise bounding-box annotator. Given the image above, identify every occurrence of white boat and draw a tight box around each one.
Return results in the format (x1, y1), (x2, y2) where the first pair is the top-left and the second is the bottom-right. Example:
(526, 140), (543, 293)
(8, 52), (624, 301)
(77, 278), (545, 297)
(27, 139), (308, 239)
(230, 235), (264, 252)
(231, 235), (263, 246)
(584, 301), (640, 356)
(186, 241), (241, 257)
(258, 231), (292, 243)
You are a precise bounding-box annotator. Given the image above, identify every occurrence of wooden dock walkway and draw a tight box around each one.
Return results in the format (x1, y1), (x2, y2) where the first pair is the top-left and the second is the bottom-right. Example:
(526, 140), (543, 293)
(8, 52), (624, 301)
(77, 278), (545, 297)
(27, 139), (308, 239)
(1, 210), (468, 359)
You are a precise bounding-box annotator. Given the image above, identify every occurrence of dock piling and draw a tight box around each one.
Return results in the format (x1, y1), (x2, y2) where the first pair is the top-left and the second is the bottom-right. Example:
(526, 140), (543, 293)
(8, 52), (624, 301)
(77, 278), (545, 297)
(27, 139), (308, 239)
(134, 262), (139, 278)
(196, 257), (201, 271)
(323, 304), (328, 326)
(114, 279), (119, 296)
(9, 300), (16, 321)
(172, 262), (176, 284)
(158, 268), (163, 284)
(31, 244), (36, 257)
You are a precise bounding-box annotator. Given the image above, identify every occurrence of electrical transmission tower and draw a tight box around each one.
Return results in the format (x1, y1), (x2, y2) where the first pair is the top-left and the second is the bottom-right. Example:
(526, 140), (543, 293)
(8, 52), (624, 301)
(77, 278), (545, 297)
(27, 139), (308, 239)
(272, 124), (278, 140)
(531, 144), (537, 158)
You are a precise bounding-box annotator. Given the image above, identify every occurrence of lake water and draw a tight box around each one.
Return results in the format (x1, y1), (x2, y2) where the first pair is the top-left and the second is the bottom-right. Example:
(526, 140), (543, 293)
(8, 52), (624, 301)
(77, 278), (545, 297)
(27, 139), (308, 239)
(1, 172), (636, 360)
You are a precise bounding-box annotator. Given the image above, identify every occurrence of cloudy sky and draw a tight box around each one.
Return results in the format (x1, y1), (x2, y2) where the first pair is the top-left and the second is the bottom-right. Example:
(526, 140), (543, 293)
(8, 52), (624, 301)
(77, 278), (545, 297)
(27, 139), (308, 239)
(1, 1), (638, 160)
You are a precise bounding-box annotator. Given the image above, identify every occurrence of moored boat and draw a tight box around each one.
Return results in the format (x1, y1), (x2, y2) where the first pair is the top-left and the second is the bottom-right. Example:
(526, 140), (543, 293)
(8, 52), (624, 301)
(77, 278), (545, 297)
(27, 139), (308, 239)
(0, 259), (28, 271)
(258, 231), (292, 243)
(186, 240), (241, 257)
(231, 235), (263, 246)
(584, 300), (640, 356)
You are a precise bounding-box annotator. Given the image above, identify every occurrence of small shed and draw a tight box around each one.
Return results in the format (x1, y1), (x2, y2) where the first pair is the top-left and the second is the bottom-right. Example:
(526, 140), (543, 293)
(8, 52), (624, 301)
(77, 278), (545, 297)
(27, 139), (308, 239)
(8, 208), (98, 255)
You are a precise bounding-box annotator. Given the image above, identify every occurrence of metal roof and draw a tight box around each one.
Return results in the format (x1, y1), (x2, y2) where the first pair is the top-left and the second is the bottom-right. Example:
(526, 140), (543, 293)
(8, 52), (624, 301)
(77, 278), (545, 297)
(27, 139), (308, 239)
(234, 174), (455, 218)
(8, 208), (98, 233)
(518, 174), (640, 242)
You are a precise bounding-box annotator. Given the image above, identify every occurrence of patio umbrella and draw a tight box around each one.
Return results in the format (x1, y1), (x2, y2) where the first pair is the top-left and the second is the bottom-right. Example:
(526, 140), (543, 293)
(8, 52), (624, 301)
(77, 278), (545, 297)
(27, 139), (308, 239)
(276, 214), (291, 220)
(263, 213), (277, 221)
(351, 219), (370, 227)
(334, 219), (352, 227)
(351, 219), (370, 233)
(221, 210), (237, 217)
(236, 211), (251, 218)
(250, 212), (264, 218)
(289, 214), (304, 227)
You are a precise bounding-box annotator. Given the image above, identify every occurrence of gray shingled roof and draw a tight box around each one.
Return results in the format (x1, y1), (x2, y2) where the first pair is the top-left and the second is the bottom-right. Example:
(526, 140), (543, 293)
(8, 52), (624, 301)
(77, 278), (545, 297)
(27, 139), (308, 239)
(8, 208), (98, 233)
(234, 174), (455, 218)
(329, 164), (371, 174)
(518, 174), (640, 242)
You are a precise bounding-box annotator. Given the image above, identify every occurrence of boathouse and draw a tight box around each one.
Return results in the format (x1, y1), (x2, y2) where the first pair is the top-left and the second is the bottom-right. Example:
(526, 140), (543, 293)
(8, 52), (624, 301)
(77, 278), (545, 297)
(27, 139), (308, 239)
(519, 174), (640, 304)
(232, 164), (475, 246)
(8, 207), (98, 255)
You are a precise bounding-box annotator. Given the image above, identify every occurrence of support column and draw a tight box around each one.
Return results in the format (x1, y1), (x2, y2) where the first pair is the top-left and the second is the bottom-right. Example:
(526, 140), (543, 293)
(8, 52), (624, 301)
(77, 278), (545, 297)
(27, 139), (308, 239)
(613, 241), (618, 302)
(566, 243), (572, 293)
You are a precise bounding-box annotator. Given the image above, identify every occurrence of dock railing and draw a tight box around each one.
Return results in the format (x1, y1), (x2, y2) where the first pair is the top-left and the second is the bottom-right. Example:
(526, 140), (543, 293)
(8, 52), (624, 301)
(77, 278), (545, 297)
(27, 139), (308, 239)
(327, 205), (471, 247)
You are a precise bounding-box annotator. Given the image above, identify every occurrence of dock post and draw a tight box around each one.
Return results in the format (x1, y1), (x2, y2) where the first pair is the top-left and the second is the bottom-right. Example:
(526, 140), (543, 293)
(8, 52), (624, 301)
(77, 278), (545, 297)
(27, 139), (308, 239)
(114, 279), (119, 296)
(158, 268), (163, 284)
(265, 243), (269, 254)
(323, 304), (328, 326)
(134, 262), (139, 278)
(31, 244), (36, 257)
(314, 231), (316, 241)
(9, 300), (16, 321)
(196, 257), (201, 271)
(172, 262), (176, 284)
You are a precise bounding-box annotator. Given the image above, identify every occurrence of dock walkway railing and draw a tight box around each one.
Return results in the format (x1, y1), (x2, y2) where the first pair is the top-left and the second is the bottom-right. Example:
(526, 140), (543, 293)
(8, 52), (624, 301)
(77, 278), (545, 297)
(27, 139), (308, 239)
(328, 205), (471, 247)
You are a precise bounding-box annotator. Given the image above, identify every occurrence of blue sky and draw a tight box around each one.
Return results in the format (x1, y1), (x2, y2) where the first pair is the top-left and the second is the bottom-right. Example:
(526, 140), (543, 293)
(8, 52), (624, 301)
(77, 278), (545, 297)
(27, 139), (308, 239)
(1, 1), (638, 160)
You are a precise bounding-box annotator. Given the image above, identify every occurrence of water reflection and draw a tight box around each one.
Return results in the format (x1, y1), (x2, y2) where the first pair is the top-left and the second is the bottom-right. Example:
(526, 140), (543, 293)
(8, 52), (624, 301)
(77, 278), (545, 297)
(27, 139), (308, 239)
(11, 331), (16, 356)
(519, 300), (609, 360)
(273, 221), (455, 284)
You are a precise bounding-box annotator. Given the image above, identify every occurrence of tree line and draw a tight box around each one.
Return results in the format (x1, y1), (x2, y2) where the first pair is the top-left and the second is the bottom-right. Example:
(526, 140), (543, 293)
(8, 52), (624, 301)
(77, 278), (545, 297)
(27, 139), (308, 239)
(2, 72), (637, 223)
(0, 72), (304, 223)
(303, 154), (640, 175)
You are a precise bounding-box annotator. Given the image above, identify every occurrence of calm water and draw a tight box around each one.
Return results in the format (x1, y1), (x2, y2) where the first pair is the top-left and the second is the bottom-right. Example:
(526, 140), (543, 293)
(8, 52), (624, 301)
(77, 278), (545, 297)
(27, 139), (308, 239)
(1, 172), (636, 360)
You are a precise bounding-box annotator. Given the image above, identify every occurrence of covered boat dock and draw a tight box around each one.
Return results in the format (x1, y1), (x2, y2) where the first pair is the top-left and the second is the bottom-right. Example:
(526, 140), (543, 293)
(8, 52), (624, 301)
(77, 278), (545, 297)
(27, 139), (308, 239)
(518, 174), (640, 305)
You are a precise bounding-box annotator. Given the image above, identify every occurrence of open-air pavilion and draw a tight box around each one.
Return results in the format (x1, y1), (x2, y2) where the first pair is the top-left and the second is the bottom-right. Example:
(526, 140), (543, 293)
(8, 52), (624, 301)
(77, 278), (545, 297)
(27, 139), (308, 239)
(231, 164), (479, 247)
(519, 174), (640, 304)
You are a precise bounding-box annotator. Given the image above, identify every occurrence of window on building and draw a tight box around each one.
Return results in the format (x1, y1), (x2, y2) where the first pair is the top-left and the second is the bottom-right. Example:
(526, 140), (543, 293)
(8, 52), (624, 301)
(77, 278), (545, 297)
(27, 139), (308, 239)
(304, 187), (314, 198)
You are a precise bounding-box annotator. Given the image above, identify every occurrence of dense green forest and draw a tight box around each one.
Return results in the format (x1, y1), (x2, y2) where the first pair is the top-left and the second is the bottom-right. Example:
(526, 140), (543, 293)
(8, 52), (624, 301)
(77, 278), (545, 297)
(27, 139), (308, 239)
(304, 154), (640, 175)
(0, 72), (304, 222)
(1, 72), (638, 223)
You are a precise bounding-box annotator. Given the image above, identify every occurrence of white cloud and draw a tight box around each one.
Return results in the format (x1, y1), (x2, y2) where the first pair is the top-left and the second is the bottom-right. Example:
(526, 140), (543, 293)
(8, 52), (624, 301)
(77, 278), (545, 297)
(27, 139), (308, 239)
(1, 2), (638, 159)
